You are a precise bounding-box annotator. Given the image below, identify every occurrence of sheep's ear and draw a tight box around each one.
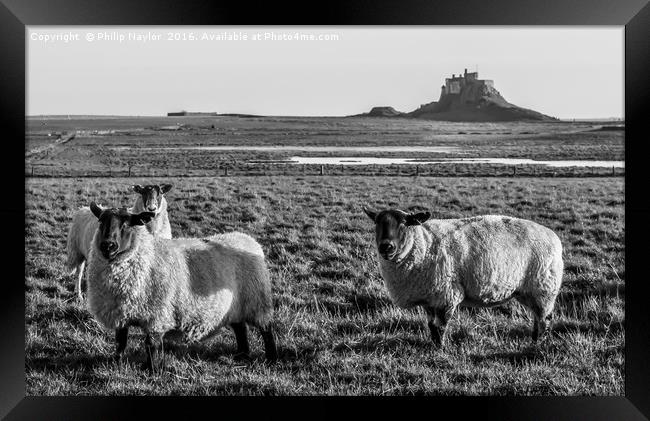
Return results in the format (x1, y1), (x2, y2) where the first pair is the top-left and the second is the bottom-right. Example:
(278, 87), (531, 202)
(129, 212), (155, 226)
(90, 202), (103, 219)
(160, 184), (173, 194)
(405, 211), (431, 226)
(363, 207), (377, 222)
(132, 184), (144, 194)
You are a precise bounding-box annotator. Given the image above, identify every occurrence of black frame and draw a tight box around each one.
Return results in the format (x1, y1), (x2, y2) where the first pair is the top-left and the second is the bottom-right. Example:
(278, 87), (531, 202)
(4, 0), (649, 419)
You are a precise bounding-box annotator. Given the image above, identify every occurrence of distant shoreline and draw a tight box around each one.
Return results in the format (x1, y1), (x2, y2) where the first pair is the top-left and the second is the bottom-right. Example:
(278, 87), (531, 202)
(26, 114), (625, 123)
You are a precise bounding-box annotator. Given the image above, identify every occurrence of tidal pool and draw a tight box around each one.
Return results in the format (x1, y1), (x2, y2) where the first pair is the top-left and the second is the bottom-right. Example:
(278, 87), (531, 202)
(287, 156), (624, 167)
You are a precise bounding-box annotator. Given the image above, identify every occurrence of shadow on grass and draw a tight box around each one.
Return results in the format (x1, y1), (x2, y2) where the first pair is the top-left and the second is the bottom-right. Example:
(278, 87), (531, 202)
(314, 293), (392, 317)
(162, 335), (318, 365)
(185, 380), (289, 395)
(552, 319), (623, 336)
(26, 305), (93, 325)
(367, 318), (426, 335)
(346, 292), (392, 314)
(25, 275), (75, 298)
(26, 353), (115, 372)
(558, 282), (624, 304)
(499, 319), (622, 342)
(333, 334), (432, 354)
(469, 345), (542, 366)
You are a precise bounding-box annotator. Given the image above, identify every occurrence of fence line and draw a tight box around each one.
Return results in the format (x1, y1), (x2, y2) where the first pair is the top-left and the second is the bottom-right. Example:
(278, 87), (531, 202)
(25, 163), (625, 179)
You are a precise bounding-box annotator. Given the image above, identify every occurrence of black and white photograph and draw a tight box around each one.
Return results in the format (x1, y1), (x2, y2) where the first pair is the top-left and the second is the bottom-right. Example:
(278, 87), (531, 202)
(24, 25), (627, 396)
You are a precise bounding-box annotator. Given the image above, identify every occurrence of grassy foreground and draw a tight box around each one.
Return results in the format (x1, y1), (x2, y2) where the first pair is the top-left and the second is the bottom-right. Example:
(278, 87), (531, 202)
(25, 176), (624, 395)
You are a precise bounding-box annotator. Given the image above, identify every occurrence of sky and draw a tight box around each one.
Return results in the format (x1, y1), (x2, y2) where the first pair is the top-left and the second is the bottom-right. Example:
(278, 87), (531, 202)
(27, 26), (624, 119)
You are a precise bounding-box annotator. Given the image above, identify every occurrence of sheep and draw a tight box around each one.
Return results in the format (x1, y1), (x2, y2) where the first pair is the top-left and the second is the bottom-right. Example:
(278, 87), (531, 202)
(65, 206), (100, 300)
(85, 202), (277, 371)
(130, 184), (173, 239)
(363, 207), (563, 347)
(65, 183), (172, 301)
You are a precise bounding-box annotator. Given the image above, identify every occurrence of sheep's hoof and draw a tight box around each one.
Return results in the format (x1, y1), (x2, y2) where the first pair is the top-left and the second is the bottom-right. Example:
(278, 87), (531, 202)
(431, 336), (448, 350)
(142, 360), (165, 374)
(430, 334), (443, 348)
(141, 354), (166, 374)
(233, 352), (252, 362)
(141, 361), (154, 373)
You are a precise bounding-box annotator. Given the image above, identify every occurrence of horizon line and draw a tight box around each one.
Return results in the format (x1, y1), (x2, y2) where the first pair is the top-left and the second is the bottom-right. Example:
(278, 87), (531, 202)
(25, 113), (626, 121)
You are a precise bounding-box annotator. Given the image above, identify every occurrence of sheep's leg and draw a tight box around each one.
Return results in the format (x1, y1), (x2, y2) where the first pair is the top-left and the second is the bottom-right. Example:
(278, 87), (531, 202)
(74, 261), (85, 301)
(143, 332), (165, 373)
(518, 293), (554, 343)
(114, 326), (129, 360)
(425, 306), (457, 348)
(532, 313), (553, 343)
(258, 323), (278, 361)
(425, 307), (444, 346)
(231, 322), (250, 358)
(425, 284), (464, 348)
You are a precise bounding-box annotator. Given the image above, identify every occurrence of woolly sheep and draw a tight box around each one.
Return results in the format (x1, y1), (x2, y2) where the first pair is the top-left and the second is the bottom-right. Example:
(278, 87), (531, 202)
(85, 203), (277, 371)
(363, 208), (563, 346)
(130, 184), (173, 239)
(65, 206), (99, 300)
(65, 183), (173, 301)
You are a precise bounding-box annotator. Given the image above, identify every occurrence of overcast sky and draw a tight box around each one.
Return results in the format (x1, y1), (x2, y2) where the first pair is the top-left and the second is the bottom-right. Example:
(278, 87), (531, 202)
(27, 26), (623, 119)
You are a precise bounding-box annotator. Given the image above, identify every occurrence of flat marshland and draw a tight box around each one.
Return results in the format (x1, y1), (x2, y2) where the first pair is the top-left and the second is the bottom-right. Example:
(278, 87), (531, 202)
(25, 116), (624, 177)
(25, 175), (624, 395)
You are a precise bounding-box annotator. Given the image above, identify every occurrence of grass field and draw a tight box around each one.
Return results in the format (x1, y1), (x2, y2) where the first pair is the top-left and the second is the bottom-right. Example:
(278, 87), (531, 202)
(25, 175), (624, 395)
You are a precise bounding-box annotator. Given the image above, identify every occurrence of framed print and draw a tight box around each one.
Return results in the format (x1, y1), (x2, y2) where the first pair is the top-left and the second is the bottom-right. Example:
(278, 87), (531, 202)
(3, 0), (649, 418)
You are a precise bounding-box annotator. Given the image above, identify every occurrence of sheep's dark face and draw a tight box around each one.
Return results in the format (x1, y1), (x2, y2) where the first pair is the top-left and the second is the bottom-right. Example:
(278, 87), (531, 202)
(132, 184), (172, 212)
(90, 202), (155, 260)
(363, 207), (431, 261)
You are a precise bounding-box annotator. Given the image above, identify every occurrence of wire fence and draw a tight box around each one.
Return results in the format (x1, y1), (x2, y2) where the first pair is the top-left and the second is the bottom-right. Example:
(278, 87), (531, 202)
(25, 163), (624, 179)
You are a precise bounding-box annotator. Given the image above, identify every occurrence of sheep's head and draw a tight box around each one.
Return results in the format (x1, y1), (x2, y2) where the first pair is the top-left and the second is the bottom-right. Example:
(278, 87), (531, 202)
(132, 184), (172, 212)
(363, 207), (431, 260)
(90, 202), (155, 260)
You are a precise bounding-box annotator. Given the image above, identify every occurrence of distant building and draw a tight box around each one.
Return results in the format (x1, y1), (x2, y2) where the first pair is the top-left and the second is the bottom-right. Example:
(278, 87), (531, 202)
(440, 68), (493, 99)
(167, 111), (219, 116)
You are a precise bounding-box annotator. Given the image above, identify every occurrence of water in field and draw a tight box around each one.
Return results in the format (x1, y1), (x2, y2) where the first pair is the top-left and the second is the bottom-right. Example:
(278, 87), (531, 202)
(288, 156), (625, 167)
(117, 145), (463, 153)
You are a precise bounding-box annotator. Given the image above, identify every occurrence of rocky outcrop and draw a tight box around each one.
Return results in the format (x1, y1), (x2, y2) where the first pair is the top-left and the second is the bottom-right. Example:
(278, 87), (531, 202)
(408, 82), (556, 122)
(354, 106), (405, 118)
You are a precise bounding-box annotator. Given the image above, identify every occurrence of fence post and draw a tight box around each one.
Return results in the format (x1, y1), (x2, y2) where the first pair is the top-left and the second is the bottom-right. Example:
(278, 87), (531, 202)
(320, 165), (324, 176)
(612, 166), (615, 176)
(225, 166), (228, 176)
(128, 165), (132, 177)
(513, 166), (516, 177)
(31, 165), (34, 177)
(415, 165), (419, 177)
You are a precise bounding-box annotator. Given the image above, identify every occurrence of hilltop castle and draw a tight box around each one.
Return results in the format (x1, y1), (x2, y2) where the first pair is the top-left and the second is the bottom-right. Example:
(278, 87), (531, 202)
(439, 68), (494, 100)
(352, 66), (558, 121)
(404, 67), (556, 121)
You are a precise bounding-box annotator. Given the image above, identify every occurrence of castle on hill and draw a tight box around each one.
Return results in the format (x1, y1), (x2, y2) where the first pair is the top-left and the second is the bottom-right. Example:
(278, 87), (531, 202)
(440, 68), (494, 99)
